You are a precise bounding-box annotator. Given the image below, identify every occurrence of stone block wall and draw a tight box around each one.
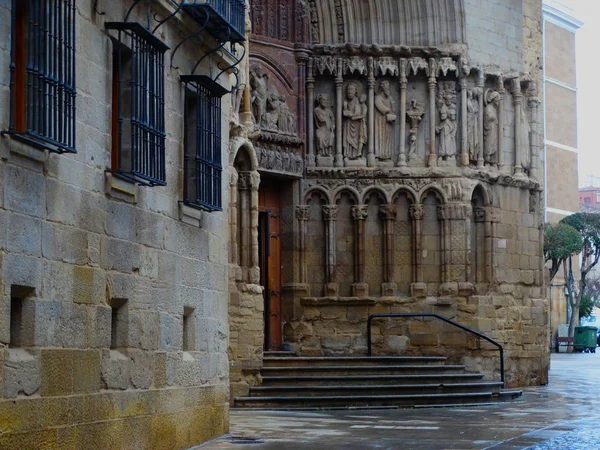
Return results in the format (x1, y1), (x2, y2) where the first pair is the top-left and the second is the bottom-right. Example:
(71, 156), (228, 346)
(0, 1), (234, 447)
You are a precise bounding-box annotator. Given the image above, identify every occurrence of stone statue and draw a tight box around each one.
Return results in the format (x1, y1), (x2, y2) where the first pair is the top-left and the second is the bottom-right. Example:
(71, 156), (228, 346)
(467, 88), (480, 163)
(279, 95), (296, 134)
(342, 82), (366, 160)
(314, 94), (335, 157)
(436, 98), (457, 160)
(250, 66), (269, 128)
(406, 99), (424, 163)
(484, 89), (500, 165)
(265, 92), (281, 131)
(283, 149), (291, 172)
(374, 79), (396, 160)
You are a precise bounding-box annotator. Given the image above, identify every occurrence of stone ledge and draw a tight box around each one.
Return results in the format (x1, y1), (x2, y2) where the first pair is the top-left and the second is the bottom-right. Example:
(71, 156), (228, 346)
(105, 173), (138, 203)
(179, 202), (204, 228)
(301, 297), (377, 307)
(1, 134), (47, 163)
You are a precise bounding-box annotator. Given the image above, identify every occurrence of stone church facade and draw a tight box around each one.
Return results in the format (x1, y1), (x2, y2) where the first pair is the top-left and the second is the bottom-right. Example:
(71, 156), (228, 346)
(230, 0), (549, 402)
(0, 0), (547, 448)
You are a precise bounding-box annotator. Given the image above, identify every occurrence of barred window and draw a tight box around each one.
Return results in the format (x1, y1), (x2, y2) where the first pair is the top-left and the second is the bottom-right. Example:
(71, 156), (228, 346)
(107, 23), (168, 186)
(182, 76), (228, 212)
(8, 0), (77, 153)
(182, 0), (246, 42)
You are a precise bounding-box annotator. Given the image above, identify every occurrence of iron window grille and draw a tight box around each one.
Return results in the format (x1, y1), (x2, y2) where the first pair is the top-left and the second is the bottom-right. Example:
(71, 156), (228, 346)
(7, 0), (77, 154)
(107, 22), (169, 186)
(181, 0), (246, 42)
(182, 75), (228, 212)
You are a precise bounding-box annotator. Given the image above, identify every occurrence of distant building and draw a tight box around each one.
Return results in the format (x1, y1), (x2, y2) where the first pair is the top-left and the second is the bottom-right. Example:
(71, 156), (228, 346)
(579, 186), (600, 208)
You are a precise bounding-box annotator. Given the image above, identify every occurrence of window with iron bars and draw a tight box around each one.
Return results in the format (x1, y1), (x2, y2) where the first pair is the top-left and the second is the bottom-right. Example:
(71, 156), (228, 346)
(108, 23), (168, 186)
(182, 76), (228, 212)
(7, 0), (77, 153)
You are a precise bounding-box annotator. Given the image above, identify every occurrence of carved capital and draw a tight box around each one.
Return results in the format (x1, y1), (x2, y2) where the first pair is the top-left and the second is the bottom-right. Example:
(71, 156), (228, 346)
(323, 205), (338, 221)
(237, 172), (252, 191)
(473, 207), (486, 222)
(351, 205), (369, 221)
(437, 205), (446, 220)
(295, 205), (310, 221)
(379, 204), (397, 221)
(249, 171), (261, 191)
(409, 204), (424, 220)
(439, 203), (471, 220)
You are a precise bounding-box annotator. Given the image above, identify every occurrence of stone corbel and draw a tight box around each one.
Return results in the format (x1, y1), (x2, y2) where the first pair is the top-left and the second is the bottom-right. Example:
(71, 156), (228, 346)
(351, 205), (369, 297)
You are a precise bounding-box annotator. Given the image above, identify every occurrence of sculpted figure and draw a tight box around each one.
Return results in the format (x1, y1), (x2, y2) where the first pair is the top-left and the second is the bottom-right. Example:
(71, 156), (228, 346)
(408, 131), (417, 159)
(265, 93), (281, 131)
(314, 94), (335, 157)
(436, 99), (457, 159)
(279, 97), (296, 134)
(484, 89), (500, 164)
(250, 66), (269, 127)
(467, 89), (480, 162)
(406, 99), (424, 163)
(342, 82), (366, 159)
(374, 79), (396, 160)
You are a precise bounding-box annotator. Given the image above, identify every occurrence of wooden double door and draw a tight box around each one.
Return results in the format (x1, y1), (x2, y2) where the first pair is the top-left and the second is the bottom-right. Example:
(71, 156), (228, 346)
(258, 180), (282, 350)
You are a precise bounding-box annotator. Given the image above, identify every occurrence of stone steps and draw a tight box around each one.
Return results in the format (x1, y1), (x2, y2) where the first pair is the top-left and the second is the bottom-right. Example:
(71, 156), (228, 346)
(262, 356), (447, 367)
(234, 354), (523, 410)
(261, 373), (485, 386)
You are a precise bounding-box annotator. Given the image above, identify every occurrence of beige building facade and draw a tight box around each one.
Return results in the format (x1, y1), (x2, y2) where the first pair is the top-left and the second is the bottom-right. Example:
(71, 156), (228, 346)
(542, 1), (582, 348)
(0, 0), (244, 448)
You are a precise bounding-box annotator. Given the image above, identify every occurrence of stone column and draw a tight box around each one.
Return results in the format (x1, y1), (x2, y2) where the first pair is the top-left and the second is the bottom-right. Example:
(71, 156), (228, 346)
(497, 76), (505, 172)
(334, 59), (344, 167)
(295, 205), (310, 284)
(397, 59), (408, 167)
(409, 204), (426, 297)
(249, 171), (261, 285)
(323, 205), (339, 296)
(513, 78), (524, 177)
(473, 206), (486, 283)
(488, 208), (502, 284)
(477, 69), (485, 168)
(351, 204), (369, 297)
(306, 58), (316, 167)
(529, 97), (540, 180)
(380, 204), (398, 296)
(438, 205), (448, 284)
(238, 172), (251, 281)
(367, 57), (376, 167)
(460, 76), (469, 166)
(428, 59), (437, 167)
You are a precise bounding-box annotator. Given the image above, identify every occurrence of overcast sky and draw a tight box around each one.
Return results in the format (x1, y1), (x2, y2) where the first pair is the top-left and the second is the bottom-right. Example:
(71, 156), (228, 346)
(554, 1), (600, 187)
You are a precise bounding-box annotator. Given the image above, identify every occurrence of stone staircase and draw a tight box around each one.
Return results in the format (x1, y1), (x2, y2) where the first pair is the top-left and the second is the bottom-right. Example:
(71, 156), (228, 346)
(234, 351), (523, 409)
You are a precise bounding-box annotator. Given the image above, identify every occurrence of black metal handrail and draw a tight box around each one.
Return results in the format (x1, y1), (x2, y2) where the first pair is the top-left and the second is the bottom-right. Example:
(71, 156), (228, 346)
(367, 313), (504, 383)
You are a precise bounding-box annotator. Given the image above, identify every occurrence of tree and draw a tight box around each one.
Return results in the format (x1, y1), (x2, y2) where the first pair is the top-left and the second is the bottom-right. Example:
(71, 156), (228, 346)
(543, 222), (582, 284)
(560, 213), (600, 337)
(578, 294), (598, 320)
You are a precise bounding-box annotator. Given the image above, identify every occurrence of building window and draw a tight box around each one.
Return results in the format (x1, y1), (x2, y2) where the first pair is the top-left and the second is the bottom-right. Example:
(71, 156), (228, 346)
(586, 197), (591, 204)
(596, 192), (600, 204)
(107, 23), (168, 186)
(8, 0), (77, 153)
(182, 76), (228, 211)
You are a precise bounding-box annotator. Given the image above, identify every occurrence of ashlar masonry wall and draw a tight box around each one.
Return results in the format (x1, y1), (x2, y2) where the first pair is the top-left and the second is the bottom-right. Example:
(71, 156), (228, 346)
(0, 1), (233, 448)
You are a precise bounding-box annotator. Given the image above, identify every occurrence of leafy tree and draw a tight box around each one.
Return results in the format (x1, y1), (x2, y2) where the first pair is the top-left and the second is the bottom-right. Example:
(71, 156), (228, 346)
(560, 213), (600, 337)
(543, 222), (582, 284)
(578, 294), (598, 320)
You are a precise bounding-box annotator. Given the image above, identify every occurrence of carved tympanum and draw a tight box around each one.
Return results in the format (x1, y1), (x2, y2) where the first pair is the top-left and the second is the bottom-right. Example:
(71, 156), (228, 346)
(250, 65), (296, 135)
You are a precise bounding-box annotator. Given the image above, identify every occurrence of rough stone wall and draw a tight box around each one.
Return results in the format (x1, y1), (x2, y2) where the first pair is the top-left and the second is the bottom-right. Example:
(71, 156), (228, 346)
(0, 1), (233, 448)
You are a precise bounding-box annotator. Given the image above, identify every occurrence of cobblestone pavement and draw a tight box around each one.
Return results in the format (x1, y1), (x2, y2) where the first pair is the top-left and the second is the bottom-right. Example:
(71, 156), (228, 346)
(195, 353), (600, 450)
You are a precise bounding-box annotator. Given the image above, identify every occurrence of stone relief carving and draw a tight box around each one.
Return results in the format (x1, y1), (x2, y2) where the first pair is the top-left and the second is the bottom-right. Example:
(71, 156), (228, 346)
(377, 57), (399, 76)
(467, 88), (480, 164)
(256, 145), (304, 175)
(408, 57), (428, 76)
(484, 89), (500, 165)
(322, 205), (338, 221)
(295, 205), (310, 221)
(406, 99), (425, 164)
(409, 204), (424, 220)
(345, 57), (367, 75)
(374, 80), (396, 161)
(436, 81), (457, 163)
(351, 205), (369, 220)
(342, 82), (367, 161)
(314, 94), (335, 157)
(250, 66), (297, 135)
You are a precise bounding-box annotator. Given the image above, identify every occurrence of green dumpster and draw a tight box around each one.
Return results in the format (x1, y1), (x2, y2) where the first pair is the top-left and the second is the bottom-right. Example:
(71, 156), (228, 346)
(574, 326), (598, 353)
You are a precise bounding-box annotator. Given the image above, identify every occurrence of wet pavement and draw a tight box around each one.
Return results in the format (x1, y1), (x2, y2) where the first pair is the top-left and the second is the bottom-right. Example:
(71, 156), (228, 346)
(197, 353), (600, 449)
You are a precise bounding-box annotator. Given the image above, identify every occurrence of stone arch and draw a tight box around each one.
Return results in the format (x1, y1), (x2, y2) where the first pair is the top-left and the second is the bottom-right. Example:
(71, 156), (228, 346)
(249, 55), (295, 93)
(304, 186), (332, 204)
(419, 186), (446, 204)
(332, 187), (360, 205)
(362, 186), (390, 205)
(309, 0), (466, 46)
(470, 183), (492, 206)
(391, 187), (417, 205)
(230, 137), (258, 171)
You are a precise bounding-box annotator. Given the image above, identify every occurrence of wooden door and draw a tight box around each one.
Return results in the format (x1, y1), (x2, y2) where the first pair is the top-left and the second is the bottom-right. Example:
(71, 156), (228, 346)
(259, 182), (282, 350)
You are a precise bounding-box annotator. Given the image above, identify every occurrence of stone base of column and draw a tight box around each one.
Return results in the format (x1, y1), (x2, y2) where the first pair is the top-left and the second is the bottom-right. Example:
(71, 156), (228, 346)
(334, 154), (344, 167)
(366, 153), (376, 167)
(410, 282), (427, 298)
(513, 167), (527, 179)
(439, 282), (459, 296)
(428, 153), (437, 167)
(325, 282), (339, 297)
(381, 282), (397, 297)
(351, 282), (369, 297)
(458, 281), (475, 296)
(317, 155), (333, 167)
(461, 152), (469, 167)
(345, 156), (366, 167)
